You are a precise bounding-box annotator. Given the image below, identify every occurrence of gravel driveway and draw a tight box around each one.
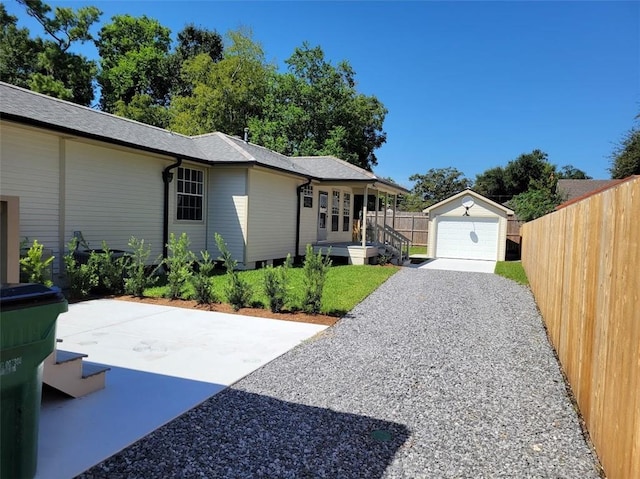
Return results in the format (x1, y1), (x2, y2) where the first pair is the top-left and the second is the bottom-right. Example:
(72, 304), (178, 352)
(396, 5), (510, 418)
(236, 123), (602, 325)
(79, 268), (601, 478)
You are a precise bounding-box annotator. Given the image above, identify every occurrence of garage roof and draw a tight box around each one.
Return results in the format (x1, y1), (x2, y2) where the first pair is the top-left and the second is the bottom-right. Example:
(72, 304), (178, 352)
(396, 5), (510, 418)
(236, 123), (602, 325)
(424, 189), (514, 215)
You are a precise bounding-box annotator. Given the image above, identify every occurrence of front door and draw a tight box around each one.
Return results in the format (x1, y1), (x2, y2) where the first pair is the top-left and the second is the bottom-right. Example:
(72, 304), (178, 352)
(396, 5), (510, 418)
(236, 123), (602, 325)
(317, 191), (328, 241)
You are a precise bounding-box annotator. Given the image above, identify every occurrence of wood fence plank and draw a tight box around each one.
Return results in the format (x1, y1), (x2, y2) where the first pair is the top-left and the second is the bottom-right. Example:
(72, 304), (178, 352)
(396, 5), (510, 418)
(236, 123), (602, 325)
(522, 177), (640, 479)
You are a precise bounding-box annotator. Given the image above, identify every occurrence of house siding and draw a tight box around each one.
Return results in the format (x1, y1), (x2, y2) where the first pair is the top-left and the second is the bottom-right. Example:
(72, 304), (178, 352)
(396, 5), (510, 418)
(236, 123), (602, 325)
(246, 169), (299, 263)
(298, 182), (318, 255)
(0, 123), (60, 270)
(209, 168), (247, 263)
(65, 140), (169, 259)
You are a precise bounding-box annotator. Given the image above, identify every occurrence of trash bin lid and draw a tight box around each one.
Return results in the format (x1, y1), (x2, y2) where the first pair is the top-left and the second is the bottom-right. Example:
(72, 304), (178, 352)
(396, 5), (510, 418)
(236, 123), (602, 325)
(0, 283), (65, 309)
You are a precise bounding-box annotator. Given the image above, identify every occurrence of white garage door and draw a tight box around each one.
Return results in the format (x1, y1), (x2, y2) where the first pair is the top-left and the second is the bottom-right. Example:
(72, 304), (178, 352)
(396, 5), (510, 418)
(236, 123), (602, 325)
(435, 217), (499, 261)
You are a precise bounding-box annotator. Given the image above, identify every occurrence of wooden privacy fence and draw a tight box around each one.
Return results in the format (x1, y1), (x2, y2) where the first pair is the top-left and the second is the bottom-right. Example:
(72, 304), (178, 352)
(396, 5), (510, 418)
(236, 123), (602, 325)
(367, 212), (429, 246)
(521, 176), (639, 479)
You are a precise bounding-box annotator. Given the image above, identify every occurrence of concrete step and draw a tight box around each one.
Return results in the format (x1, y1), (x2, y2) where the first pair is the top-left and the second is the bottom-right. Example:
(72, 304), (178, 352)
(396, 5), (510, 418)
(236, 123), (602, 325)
(43, 348), (109, 398)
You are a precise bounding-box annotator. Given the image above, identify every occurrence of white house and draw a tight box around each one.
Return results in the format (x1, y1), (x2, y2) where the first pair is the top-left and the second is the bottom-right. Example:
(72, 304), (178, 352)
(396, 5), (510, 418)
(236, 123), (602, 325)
(0, 82), (407, 282)
(424, 189), (514, 262)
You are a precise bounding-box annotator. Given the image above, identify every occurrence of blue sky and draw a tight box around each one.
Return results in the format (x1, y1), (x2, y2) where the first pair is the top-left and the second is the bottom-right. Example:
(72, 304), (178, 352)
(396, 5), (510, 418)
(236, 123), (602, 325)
(6, 1), (639, 188)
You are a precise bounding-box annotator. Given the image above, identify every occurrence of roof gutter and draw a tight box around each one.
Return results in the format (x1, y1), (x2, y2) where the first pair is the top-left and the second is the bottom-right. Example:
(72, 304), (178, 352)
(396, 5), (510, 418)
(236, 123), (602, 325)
(162, 158), (182, 258)
(295, 178), (313, 260)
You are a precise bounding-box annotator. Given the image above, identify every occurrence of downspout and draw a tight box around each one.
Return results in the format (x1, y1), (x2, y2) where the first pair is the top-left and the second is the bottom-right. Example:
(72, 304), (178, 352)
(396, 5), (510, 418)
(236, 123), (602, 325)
(296, 178), (312, 260)
(162, 158), (182, 258)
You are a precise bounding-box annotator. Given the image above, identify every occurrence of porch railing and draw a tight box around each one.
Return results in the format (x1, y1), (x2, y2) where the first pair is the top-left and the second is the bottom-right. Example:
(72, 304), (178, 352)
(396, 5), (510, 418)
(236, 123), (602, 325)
(367, 222), (411, 262)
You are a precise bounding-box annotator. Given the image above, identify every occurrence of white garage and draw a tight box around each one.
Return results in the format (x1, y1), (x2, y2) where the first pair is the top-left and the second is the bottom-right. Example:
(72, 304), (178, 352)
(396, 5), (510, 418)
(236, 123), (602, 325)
(424, 189), (514, 262)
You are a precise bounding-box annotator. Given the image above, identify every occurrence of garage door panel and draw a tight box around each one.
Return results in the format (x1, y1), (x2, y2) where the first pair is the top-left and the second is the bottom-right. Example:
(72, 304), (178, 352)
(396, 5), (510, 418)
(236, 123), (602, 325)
(435, 217), (498, 261)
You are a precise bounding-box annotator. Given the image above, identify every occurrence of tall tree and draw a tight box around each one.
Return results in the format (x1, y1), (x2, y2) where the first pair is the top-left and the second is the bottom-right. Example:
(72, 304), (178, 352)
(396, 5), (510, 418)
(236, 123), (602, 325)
(503, 149), (550, 195)
(473, 166), (508, 200)
(169, 28), (272, 136)
(96, 14), (172, 118)
(408, 167), (470, 207)
(609, 127), (640, 179)
(248, 42), (387, 170)
(4, 0), (101, 105)
(557, 164), (591, 179)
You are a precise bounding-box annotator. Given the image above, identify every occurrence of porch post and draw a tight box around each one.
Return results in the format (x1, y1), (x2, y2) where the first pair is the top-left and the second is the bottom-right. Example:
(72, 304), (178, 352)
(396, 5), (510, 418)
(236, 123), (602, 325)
(375, 190), (380, 243)
(362, 184), (368, 249)
(382, 191), (388, 245)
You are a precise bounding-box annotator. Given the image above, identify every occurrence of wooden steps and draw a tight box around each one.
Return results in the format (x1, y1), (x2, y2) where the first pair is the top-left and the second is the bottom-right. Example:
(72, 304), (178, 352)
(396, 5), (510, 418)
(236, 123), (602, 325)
(43, 345), (110, 398)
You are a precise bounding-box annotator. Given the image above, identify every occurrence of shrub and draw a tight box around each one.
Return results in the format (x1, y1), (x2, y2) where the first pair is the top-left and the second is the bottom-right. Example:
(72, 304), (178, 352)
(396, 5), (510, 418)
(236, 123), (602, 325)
(20, 239), (54, 287)
(163, 232), (195, 299)
(302, 244), (332, 314)
(263, 254), (291, 313)
(124, 237), (158, 297)
(225, 272), (253, 311)
(215, 232), (252, 310)
(192, 250), (216, 304)
(64, 238), (98, 299)
(87, 241), (128, 294)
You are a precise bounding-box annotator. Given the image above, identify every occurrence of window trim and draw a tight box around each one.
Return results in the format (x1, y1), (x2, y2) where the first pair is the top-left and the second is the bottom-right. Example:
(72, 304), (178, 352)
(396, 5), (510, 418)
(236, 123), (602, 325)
(176, 166), (205, 222)
(342, 192), (351, 232)
(331, 190), (340, 232)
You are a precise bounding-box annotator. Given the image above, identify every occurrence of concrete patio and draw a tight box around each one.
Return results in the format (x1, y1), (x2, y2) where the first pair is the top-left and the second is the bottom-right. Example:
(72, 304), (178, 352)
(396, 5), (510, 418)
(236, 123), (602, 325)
(36, 299), (327, 479)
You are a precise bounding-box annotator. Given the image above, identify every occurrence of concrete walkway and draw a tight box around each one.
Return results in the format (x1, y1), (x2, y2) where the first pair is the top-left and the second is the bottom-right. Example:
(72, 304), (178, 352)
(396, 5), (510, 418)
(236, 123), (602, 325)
(37, 299), (326, 479)
(417, 257), (497, 273)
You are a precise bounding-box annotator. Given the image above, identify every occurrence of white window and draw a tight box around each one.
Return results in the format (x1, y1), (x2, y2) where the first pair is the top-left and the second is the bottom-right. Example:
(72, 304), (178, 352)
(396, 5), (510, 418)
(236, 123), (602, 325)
(331, 191), (340, 231)
(343, 193), (351, 232)
(302, 184), (313, 208)
(177, 167), (204, 221)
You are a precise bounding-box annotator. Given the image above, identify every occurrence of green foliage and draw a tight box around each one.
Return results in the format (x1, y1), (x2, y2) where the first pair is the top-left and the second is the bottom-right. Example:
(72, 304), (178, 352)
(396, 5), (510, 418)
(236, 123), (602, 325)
(225, 271), (253, 311)
(20, 239), (54, 286)
(495, 261), (529, 285)
(474, 166), (508, 200)
(191, 250), (216, 304)
(408, 167), (471, 207)
(263, 255), (292, 313)
(302, 244), (332, 314)
(558, 164), (591, 179)
(248, 42), (386, 170)
(4, 1), (100, 105)
(163, 232), (195, 299)
(398, 192), (428, 212)
(96, 14), (172, 115)
(170, 28), (272, 136)
(87, 241), (127, 294)
(609, 127), (640, 179)
(63, 238), (98, 298)
(510, 188), (562, 222)
(215, 232), (236, 273)
(214, 232), (252, 310)
(123, 236), (158, 297)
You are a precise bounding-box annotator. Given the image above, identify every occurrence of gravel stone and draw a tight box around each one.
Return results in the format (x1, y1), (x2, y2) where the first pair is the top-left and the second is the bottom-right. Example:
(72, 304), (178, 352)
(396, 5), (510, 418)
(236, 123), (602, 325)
(78, 268), (601, 478)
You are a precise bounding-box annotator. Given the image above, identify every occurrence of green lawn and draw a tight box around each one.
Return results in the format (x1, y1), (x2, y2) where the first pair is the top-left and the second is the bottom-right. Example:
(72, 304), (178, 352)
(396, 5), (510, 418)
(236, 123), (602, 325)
(495, 261), (529, 285)
(409, 245), (427, 255)
(145, 264), (399, 316)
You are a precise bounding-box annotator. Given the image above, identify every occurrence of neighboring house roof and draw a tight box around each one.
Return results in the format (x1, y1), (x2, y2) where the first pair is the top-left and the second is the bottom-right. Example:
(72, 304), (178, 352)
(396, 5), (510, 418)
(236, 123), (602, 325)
(423, 189), (514, 215)
(0, 81), (407, 193)
(557, 179), (619, 203)
(556, 176), (638, 210)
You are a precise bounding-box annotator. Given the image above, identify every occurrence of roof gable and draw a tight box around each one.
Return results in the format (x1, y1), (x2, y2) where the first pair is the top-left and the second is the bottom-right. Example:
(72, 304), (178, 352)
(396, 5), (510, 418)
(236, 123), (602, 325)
(424, 189), (514, 215)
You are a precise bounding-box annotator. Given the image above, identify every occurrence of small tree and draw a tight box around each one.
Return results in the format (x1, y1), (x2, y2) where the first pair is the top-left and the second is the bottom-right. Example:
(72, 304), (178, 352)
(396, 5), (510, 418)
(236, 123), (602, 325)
(191, 250), (216, 304)
(123, 237), (158, 297)
(215, 232), (252, 310)
(163, 232), (195, 299)
(87, 241), (127, 294)
(20, 239), (54, 286)
(263, 254), (292, 313)
(64, 238), (98, 298)
(302, 244), (332, 314)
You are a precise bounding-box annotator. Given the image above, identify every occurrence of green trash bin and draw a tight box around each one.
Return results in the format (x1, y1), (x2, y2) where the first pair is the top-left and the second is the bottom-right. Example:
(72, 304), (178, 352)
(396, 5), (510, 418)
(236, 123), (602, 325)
(0, 283), (68, 479)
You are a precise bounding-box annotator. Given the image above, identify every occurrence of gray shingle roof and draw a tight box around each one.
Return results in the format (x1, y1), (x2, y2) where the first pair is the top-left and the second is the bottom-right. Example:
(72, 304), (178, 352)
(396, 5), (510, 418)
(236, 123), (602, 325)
(0, 82), (407, 192)
(557, 179), (619, 202)
(0, 81), (203, 161)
